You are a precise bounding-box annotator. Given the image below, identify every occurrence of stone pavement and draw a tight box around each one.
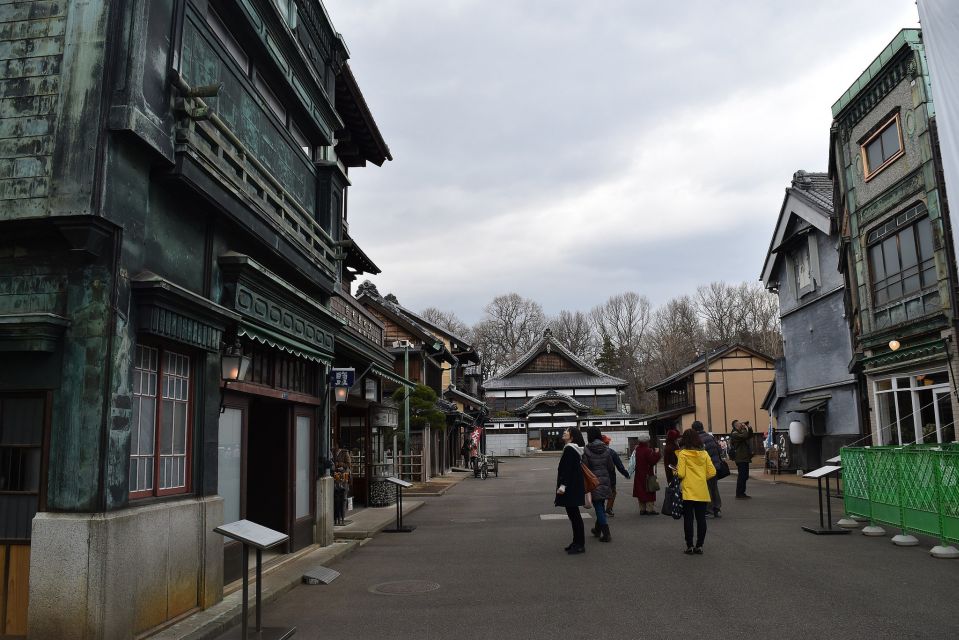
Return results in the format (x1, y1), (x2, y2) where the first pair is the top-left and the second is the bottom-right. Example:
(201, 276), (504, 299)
(153, 498), (424, 640)
(209, 458), (959, 640)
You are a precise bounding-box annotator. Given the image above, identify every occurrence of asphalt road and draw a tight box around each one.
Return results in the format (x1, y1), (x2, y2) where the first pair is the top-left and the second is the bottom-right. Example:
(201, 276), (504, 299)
(223, 456), (959, 640)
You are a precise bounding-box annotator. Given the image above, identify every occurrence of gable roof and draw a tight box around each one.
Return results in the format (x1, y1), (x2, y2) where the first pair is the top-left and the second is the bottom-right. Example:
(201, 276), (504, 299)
(483, 328), (626, 391)
(760, 170), (834, 286)
(646, 343), (775, 391)
(355, 292), (456, 363)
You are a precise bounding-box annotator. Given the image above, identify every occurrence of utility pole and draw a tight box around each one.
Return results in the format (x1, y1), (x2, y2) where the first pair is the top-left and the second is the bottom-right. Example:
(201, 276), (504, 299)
(704, 349), (713, 432)
(404, 343), (410, 457)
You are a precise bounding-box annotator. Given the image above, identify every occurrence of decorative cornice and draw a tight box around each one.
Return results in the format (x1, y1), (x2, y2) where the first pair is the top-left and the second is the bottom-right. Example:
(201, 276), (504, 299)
(854, 169), (924, 225)
(513, 390), (591, 416)
(861, 338), (947, 371)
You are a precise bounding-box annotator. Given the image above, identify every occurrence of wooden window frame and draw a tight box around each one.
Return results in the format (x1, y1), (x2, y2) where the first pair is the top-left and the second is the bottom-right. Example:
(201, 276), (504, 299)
(129, 342), (195, 500)
(862, 113), (905, 182)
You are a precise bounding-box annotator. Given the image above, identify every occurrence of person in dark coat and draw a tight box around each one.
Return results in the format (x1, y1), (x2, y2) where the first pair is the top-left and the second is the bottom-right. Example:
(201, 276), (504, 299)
(555, 427), (587, 554)
(692, 420), (723, 517)
(663, 428), (681, 484)
(631, 433), (662, 514)
(601, 435), (630, 517)
(583, 426), (616, 542)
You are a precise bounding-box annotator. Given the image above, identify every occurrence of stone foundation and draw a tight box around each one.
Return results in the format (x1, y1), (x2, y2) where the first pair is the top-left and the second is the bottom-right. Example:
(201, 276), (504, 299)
(28, 496), (223, 639)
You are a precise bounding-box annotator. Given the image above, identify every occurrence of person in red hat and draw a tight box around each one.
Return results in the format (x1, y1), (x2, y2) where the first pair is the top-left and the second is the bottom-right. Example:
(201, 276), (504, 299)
(601, 434), (630, 517)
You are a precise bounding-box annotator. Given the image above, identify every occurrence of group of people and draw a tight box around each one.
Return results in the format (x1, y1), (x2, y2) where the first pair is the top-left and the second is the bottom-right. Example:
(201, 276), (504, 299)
(555, 420), (755, 555)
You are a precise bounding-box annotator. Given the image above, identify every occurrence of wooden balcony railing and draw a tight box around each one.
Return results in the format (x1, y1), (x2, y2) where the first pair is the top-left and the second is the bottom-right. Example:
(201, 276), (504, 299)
(172, 76), (339, 277)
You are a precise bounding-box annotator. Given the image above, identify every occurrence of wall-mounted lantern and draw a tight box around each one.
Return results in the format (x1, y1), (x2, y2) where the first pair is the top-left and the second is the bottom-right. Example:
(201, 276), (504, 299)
(330, 367), (355, 403)
(889, 339), (901, 351)
(220, 342), (251, 413)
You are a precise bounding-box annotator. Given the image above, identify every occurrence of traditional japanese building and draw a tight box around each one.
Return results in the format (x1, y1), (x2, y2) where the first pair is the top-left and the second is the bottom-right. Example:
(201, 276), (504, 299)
(355, 289), (468, 476)
(830, 28), (959, 447)
(0, 1), (392, 637)
(646, 344), (776, 437)
(760, 171), (864, 470)
(482, 329), (649, 454)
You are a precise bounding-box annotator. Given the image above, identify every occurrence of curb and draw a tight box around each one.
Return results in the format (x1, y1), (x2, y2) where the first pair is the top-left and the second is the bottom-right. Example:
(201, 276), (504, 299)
(334, 500), (426, 540)
(153, 540), (361, 640)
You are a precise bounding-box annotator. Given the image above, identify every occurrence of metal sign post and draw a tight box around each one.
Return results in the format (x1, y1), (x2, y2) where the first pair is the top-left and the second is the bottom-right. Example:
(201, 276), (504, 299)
(801, 465), (849, 536)
(214, 520), (296, 639)
(383, 476), (415, 533)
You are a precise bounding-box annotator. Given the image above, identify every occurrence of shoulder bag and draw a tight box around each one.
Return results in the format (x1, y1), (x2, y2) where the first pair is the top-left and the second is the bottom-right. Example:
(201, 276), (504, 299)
(716, 458), (730, 480)
(581, 463), (600, 493)
(645, 472), (661, 493)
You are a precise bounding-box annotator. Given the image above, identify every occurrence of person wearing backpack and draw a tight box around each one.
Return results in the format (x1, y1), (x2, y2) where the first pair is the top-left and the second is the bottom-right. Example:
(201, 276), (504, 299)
(676, 428), (716, 555)
(692, 421), (723, 517)
(729, 420), (755, 498)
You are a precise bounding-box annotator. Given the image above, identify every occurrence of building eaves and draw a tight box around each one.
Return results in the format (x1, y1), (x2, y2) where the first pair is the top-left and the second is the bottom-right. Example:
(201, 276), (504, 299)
(513, 390), (590, 415)
(831, 28), (921, 118)
(646, 343), (774, 391)
(482, 372), (627, 391)
(486, 328), (621, 385)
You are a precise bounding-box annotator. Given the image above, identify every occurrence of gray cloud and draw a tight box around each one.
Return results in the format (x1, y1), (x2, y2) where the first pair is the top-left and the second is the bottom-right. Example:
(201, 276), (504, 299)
(328, 0), (919, 323)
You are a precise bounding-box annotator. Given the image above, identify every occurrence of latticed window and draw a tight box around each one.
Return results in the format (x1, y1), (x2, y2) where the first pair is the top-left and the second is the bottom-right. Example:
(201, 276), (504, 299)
(130, 344), (192, 498)
(862, 113), (903, 180)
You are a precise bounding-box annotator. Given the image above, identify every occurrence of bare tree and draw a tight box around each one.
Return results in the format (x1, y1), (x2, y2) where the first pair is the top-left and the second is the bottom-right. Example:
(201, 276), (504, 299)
(549, 310), (596, 362)
(480, 293), (547, 366)
(697, 281), (781, 356)
(590, 292), (653, 412)
(696, 281), (742, 347)
(420, 306), (470, 338)
(647, 295), (705, 380)
(471, 318), (507, 380)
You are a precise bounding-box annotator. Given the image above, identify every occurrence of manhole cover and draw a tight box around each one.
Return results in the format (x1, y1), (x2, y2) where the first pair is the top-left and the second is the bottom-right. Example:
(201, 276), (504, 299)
(450, 518), (488, 524)
(369, 580), (441, 596)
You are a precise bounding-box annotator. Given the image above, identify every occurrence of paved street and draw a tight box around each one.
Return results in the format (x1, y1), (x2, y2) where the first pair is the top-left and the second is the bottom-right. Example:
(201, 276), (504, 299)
(219, 457), (959, 640)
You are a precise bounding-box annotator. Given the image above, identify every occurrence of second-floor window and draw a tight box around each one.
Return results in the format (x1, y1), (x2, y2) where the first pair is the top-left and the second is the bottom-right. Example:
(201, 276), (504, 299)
(868, 205), (937, 327)
(862, 114), (904, 181)
(791, 241), (812, 297)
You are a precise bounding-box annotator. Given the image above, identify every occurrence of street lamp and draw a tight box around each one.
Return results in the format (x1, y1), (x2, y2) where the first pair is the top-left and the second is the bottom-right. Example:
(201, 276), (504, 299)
(889, 339), (901, 351)
(393, 340), (413, 456)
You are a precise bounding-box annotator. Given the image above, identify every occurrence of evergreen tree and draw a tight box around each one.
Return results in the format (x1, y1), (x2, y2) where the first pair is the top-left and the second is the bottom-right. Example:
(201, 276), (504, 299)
(594, 334), (617, 374)
(390, 384), (446, 447)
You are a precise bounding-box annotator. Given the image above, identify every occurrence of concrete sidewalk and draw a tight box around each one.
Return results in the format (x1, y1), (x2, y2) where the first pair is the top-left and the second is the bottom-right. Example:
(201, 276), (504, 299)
(152, 498), (425, 640)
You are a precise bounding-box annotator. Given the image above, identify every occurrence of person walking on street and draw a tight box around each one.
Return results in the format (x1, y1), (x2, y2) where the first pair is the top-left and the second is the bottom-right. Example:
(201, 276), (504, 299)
(692, 421), (723, 517)
(583, 426), (615, 542)
(555, 427), (587, 555)
(461, 438), (471, 469)
(677, 428), (716, 554)
(729, 420), (755, 498)
(631, 432), (662, 515)
(601, 435), (630, 517)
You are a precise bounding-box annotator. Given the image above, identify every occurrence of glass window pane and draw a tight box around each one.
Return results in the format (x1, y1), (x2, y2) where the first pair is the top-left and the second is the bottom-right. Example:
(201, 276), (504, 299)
(897, 390), (916, 444)
(867, 138), (884, 173)
(882, 236), (900, 277)
(295, 416), (311, 519)
(917, 218), (934, 259)
(917, 389), (938, 443)
(174, 402), (187, 454)
(870, 244), (886, 281)
(218, 408), (243, 527)
(161, 399), (174, 455)
(937, 392), (955, 443)
(881, 121), (901, 161)
(876, 391), (898, 444)
(899, 226), (918, 269)
(140, 397), (155, 455)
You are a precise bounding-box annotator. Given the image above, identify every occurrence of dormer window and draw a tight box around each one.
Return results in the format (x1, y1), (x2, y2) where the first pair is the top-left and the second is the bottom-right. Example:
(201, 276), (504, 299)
(862, 113), (904, 181)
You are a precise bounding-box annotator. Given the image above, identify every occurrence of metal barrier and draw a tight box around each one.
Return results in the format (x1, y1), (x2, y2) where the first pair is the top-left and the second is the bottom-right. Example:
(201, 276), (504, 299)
(841, 444), (959, 545)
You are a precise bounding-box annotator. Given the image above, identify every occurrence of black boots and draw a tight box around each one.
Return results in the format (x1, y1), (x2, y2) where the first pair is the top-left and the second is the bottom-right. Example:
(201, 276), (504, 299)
(591, 524), (601, 537)
(599, 524), (611, 542)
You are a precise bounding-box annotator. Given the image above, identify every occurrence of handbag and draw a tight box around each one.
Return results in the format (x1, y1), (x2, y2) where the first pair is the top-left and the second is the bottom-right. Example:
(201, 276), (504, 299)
(581, 463), (600, 493)
(662, 477), (684, 519)
(716, 459), (731, 480)
(626, 450), (636, 477)
(646, 473), (661, 493)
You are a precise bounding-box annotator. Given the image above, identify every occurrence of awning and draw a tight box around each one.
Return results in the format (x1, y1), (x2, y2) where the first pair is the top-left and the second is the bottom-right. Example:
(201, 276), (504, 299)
(238, 322), (332, 364)
(370, 363), (415, 389)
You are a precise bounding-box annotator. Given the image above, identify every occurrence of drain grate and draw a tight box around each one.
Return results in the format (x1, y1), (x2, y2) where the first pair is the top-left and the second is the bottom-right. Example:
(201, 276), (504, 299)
(369, 580), (441, 596)
(450, 518), (488, 524)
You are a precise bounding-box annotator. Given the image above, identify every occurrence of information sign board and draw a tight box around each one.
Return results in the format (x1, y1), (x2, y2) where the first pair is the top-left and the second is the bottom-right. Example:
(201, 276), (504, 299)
(214, 519), (289, 550)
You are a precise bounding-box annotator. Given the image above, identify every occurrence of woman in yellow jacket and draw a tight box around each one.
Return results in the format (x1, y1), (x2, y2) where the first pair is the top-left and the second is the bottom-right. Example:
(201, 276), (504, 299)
(676, 429), (716, 555)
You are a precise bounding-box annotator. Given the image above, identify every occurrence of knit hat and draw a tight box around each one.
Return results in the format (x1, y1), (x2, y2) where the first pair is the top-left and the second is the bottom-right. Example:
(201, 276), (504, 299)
(666, 428), (680, 442)
(601, 435), (611, 445)
(637, 432), (650, 442)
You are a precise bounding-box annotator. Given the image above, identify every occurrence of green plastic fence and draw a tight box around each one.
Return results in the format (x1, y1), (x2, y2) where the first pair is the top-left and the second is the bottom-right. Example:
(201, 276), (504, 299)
(841, 445), (959, 543)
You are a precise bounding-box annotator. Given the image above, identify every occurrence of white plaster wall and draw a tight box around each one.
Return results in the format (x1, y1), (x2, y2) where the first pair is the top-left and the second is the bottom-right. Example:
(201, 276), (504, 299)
(486, 434), (528, 456)
(29, 496), (223, 639)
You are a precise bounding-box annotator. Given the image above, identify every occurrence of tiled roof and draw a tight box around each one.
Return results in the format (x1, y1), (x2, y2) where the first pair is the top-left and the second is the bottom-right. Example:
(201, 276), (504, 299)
(483, 372), (626, 390)
(790, 170), (833, 212)
(484, 328), (626, 388)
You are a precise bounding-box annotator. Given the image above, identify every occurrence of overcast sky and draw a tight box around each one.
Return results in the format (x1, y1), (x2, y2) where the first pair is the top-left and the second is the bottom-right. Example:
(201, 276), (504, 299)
(325, 0), (920, 324)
